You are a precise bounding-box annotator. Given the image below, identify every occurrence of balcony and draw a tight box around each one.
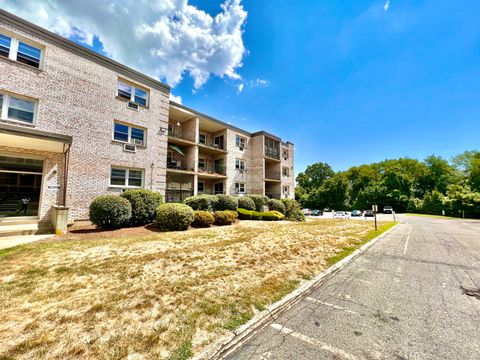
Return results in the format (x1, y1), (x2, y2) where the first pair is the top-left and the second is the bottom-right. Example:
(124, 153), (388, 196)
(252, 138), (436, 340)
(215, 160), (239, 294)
(197, 164), (226, 177)
(264, 147), (280, 160)
(168, 131), (196, 146)
(166, 189), (194, 202)
(265, 192), (281, 199)
(265, 171), (281, 181)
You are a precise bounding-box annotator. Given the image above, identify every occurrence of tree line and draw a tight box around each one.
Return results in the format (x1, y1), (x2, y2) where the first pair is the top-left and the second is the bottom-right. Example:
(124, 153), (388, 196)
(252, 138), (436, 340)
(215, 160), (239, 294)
(295, 151), (480, 218)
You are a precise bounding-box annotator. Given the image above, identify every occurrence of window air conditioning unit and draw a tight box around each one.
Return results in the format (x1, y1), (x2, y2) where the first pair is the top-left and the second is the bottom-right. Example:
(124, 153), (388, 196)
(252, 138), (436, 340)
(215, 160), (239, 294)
(124, 143), (136, 152)
(132, 138), (143, 146)
(239, 146), (244, 151)
(127, 101), (139, 111)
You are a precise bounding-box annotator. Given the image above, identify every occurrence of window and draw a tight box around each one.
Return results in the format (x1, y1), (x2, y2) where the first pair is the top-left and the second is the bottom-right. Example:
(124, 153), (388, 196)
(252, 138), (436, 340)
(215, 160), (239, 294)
(283, 149), (289, 159)
(110, 167), (144, 188)
(235, 159), (245, 171)
(235, 182), (246, 194)
(168, 123), (175, 135)
(0, 92), (37, 124)
(283, 186), (289, 194)
(235, 135), (246, 149)
(214, 135), (224, 149)
(0, 31), (43, 68)
(0, 33), (11, 58)
(199, 133), (206, 144)
(214, 182), (224, 195)
(197, 181), (205, 193)
(282, 167), (289, 177)
(113, 122), (145, 146)
(198, 157), (206, 169)
(117, 80), (149, 106)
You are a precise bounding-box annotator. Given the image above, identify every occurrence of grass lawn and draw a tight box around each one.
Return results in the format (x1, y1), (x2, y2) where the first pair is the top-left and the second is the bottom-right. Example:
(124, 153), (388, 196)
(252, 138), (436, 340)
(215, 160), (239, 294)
(0, 219), (395, 360)
(404, 213), (461, 220)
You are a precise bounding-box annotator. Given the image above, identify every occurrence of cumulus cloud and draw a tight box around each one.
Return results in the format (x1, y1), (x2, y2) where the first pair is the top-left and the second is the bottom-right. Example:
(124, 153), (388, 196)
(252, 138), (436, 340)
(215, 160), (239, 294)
(169, 93), (182, 104)
(0, 0), (247, 89)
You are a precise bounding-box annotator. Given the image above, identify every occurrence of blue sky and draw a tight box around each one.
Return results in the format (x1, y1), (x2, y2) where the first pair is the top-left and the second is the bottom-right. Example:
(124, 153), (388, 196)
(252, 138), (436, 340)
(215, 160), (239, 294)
(3, 0), (480, 174)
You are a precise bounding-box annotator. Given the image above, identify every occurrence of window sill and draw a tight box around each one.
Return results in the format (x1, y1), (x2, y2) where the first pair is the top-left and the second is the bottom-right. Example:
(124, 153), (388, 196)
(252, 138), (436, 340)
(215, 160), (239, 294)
(115, 96), (149, 109)
(0, 55), (43, 72)
(0, 118), (36, 127)
(109, 185), (143, 190)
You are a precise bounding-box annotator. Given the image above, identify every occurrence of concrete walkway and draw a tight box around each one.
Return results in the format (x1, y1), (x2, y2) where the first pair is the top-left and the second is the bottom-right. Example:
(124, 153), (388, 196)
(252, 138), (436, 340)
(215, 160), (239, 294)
(0, 234), (54, 250)
(227, 215), (480, 359)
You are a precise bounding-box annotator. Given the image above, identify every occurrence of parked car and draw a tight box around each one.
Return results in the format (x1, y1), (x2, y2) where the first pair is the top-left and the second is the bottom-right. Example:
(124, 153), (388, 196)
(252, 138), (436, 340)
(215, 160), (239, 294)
(302, 208), (312, 216)
(383, 206), (393, 214)
(351, 210), (363, 217)
(364, 209), (374, 217)
(311, 209), (323, 216)
(323, 207), (331, 212)
(334, 211), (350, 219)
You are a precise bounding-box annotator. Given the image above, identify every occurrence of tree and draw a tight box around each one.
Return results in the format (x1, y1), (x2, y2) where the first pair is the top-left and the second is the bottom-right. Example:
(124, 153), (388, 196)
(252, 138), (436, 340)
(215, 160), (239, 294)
(418, 155), (456, 195)
(296, 162), (334, 193)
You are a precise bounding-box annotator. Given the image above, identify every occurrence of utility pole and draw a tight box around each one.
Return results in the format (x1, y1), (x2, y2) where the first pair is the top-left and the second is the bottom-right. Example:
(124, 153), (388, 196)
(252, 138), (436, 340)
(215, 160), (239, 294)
(373, 205), (378, 231)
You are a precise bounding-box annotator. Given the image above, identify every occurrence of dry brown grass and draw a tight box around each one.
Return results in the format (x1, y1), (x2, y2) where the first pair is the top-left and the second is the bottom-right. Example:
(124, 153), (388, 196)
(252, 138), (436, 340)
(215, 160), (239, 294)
(0, 219), (394, 359)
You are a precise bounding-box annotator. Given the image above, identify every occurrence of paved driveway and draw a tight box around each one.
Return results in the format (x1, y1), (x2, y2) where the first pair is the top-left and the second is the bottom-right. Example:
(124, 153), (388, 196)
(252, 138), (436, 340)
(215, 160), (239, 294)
(226, 215), (480, 360)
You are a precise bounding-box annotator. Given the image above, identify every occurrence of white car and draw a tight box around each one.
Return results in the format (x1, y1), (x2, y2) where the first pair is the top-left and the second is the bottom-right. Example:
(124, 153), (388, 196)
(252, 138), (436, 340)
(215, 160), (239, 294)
(302, 208), (312, 216)
(334, 211), (350, 219)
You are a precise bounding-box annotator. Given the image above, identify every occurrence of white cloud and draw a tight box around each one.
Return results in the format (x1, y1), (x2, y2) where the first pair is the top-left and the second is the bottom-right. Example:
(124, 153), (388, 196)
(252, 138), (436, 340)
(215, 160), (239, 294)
(0, 0), (247, 89)
(250, 78), (269, 87)
(237, 83), (244, 93)
(169, 93), (182, 104)
(384, 1), (390, 11)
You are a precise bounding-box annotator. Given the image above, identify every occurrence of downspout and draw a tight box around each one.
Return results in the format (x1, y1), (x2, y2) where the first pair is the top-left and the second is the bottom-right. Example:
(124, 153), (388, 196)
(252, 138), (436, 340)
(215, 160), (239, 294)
(62, 143), (70, 206)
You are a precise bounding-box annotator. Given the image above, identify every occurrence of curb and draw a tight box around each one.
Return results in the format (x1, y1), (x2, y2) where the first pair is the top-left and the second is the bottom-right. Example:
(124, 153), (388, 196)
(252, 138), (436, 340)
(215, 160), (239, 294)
(193, 222), (400, 360)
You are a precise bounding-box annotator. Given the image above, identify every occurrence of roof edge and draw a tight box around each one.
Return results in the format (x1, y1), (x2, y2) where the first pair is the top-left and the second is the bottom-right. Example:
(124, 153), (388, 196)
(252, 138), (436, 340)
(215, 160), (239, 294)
(0, 10), (170, 94)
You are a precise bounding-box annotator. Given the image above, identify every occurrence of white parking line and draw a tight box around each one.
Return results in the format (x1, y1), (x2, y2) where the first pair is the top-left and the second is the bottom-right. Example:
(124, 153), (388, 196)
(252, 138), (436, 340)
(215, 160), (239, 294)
(306, 297), (359, 314)
(402, 226), (413, 256)
(270, 323), (358, 360)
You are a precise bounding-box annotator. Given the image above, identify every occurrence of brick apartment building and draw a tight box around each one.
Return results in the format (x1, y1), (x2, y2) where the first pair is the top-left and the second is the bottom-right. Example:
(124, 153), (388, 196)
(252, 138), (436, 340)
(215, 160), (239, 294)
(0, 10), (295, 225)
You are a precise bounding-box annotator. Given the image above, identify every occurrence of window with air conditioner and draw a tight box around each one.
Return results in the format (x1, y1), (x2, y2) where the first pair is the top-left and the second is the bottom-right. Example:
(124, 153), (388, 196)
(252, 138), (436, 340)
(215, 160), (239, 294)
(235, 182), (246, 194)
(0, 92), (37, 124)
(110, 167), (144, 188)
(235, 135), (246, 150)
(113, 121), (146, 146)
(235, 159), (246, 171)
(0, 31), (43, 69)
(117, 79), (149, 107)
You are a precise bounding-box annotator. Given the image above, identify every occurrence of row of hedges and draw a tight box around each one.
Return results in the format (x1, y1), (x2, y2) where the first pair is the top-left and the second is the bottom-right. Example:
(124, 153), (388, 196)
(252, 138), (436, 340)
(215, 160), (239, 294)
(89, 189), (164, 229)
(237, 208), (285, 221)
(89, 192), (304, 230)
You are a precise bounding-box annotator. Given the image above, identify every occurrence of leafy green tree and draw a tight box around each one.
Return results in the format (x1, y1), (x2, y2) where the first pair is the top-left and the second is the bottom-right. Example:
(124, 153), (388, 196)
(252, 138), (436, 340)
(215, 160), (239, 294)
(418, 155), (456, 195)
(296, 162), (334, 193)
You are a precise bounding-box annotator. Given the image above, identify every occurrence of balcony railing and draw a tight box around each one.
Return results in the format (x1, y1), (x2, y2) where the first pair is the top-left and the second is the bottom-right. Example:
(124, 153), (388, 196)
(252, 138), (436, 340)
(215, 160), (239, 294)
(166, 189), (194, 203)
(168, 131), (193, 142)
(264, 148), (280, 160)
(265, 192), (281, 199)
(167, 161), (187, 171)
(198, 140), (225, 151)
(198, 164), (226, 175)
(198, 190), (226, 195)
(265, 172), (281, 180)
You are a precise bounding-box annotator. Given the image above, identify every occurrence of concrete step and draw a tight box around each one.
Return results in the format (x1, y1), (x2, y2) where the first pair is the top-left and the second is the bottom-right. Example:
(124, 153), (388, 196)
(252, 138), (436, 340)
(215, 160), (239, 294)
(0, 216), (39, 226)
(0, 221), (53, 238)
(0, 234), (55, 250)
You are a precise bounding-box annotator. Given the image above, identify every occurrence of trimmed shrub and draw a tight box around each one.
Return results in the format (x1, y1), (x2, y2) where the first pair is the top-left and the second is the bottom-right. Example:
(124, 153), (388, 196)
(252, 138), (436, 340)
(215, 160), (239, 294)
(213, 195), (238, 211)
(237, 208), (284, 221)
(281, 198), (306, 221)
(156, 203), (194, 231)
(184, 194), (214, 211)
(246, 195), (269, 212)
(191, 210), (214, 228)
(238, 196), (256, 211)
(268, 199), (286, 214)
(89, 195), (132, 229)
(213, 210), (237, 226)
(120, 189), (163, 225)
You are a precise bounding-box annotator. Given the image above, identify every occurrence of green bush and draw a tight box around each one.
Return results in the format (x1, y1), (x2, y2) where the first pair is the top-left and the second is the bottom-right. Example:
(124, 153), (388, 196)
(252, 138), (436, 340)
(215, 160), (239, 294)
(120, 189), (163, 225)
(268, 199), (286, 214)
(246, 195), (269, 211)
(237, 208), (284, 221)
(156, 203), (194, 231)
(213, 210), (238, 226)
(238, 196), (256, 211)
(191, 210), (214, 228)
(281, 198), (305, 221)
(184, 194), (214, 211)
(89, 195), (132, 229)
(213, 194), (238, 211)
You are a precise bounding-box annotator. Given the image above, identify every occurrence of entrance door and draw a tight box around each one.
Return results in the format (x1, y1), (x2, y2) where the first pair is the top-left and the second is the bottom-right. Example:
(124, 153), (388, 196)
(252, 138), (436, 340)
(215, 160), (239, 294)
(214, 182), (224, 195)
(0, 155), (43, 217)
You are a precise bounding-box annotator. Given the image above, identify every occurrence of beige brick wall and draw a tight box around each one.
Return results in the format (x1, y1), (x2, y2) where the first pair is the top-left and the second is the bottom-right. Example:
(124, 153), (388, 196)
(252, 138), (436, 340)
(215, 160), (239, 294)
(0, 20), (169, 222)
(248, 134), (265, 195)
